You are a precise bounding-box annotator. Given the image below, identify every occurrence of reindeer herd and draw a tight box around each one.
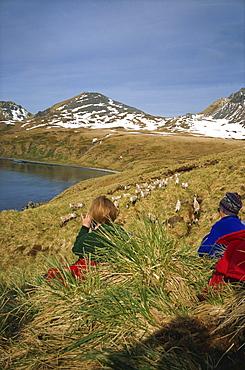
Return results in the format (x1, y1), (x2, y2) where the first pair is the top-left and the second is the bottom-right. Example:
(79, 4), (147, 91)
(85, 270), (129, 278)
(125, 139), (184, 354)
(111, 174), (200, 219)
(60, 172), (201, 230)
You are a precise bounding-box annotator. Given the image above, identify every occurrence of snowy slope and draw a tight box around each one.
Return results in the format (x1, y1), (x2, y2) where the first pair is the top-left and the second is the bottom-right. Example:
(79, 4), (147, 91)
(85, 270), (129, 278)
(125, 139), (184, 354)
(21, 92), (166, 131)
(1, 89), (245, 139)
(162, 114), (244, 140)
(0, 101), (31, 123)
(160, 88), (245, 139)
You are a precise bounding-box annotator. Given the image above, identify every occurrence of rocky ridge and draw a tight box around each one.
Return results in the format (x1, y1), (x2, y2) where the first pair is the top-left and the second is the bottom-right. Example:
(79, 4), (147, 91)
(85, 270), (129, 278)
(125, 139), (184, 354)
(0, 101), (31, 122)
(1, 88), (244, 139)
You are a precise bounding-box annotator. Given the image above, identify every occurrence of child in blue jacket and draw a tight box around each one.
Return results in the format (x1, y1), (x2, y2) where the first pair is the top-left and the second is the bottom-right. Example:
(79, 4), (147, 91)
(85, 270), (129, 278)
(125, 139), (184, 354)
(198, 192), (244, 258)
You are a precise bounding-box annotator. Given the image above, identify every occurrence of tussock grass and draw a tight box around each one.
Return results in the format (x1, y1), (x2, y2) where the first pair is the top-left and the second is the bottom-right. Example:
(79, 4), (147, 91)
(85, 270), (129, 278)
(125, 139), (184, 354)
(1, 217), (244, 369)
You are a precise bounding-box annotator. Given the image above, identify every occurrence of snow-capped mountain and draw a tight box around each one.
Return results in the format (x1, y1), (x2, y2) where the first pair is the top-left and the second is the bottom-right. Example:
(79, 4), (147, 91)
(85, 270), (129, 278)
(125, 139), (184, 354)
(1, 89), (245, 139)
(21, 92), (163, 131)
(0, 101), (31, 122)
(158, 88), (245, 139)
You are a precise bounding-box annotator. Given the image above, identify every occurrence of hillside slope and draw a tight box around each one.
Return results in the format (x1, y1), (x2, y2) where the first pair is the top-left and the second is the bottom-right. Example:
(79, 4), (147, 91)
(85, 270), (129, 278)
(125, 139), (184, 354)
(1, 145), (245, 370)
(0, 146), (244, 272)
(0, 128), (244, 172)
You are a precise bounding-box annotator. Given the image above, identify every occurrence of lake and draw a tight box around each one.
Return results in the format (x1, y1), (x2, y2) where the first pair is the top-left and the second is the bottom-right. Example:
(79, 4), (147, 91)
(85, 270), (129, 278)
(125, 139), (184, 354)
(0, 158), (114, 212)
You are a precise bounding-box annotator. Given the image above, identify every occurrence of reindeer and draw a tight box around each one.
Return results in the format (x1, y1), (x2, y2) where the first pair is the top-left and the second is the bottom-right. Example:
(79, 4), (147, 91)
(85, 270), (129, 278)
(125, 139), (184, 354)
(69, 202), (84, 209)
(181, 182), (188, 189)
(175, 174), (179, 186)
(140, 189), (151, 198)
(193, 195), (200, 214)
(175, 199), (181, 213)
(111, 195), (122, 201)
(60, 213), (77, 227)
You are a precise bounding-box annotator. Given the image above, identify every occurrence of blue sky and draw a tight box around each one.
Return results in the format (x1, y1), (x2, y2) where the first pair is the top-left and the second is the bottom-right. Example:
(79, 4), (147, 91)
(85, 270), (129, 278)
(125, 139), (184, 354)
(0, 0), (244, 117)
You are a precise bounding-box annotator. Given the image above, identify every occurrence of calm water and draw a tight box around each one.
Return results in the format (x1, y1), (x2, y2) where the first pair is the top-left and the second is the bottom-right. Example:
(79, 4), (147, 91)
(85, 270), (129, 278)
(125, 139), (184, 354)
(0, 159), (114, 212)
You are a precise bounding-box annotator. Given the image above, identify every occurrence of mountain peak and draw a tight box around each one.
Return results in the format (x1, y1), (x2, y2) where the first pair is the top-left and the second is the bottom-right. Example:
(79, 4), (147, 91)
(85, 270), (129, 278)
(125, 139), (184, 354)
(21, 91), (156, 131)
(0, 101), (31, 122)
(211, 88), (245, 123)
(228, 87), (245, 103)
(1, 89), (244, 139)
(50, 92), (145, 115)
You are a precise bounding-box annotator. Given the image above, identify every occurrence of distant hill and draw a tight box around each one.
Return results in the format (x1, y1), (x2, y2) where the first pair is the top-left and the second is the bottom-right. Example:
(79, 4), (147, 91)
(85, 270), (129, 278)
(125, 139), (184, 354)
(157, 88), (245, 139)
(20, 92), (162, 131)
(0, 101), (32, 122)
(1, 88), (244, 139)
(201, 89), (245, 123)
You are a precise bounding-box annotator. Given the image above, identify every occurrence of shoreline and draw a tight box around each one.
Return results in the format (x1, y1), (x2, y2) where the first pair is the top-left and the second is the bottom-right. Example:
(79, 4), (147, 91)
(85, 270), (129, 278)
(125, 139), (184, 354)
(0, 157), (118, 174)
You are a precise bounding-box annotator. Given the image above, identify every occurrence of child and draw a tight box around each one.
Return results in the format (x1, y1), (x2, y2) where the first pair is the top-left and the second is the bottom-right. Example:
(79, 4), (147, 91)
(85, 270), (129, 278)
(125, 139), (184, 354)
(198, 192), (244, 258)
(45, 196), (128, 283)
(72, 195), (126, 261)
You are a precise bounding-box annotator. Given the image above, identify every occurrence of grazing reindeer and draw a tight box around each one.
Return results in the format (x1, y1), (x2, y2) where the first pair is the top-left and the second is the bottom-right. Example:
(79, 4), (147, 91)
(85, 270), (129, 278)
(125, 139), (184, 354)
(175, 174), (179, 186)
(175, 199), (181, 213)
(60, 213), (77, 227)
(140, 189), (151, 198)
(193, 195), (200, 214)
(69, 203), (84, 209)
(113, 200), (119, 209)
(136, 182), (148, 189)
(126, 195), (138, 208)
(191, 195), (201, 224)
(181, 182), (188, 189)
(159, 178), (168, 188)
(111, 195), (122, 201)
(130, 195), (138, 204)
(152, 179), (160, 186)
(148, 184), (157, 191)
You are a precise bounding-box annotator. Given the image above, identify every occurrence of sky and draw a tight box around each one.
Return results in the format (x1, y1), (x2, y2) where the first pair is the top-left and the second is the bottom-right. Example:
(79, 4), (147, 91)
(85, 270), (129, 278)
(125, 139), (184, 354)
(0, 0), (244, 117)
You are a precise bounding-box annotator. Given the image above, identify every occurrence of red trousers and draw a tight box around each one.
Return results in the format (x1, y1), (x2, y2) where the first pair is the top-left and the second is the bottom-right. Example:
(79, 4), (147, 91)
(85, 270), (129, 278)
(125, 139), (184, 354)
(44, 258), (97, 285)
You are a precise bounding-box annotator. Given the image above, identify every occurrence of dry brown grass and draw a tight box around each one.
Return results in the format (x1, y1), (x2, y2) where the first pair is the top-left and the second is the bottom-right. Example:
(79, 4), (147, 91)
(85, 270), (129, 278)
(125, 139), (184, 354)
(0, 125), (244, 171)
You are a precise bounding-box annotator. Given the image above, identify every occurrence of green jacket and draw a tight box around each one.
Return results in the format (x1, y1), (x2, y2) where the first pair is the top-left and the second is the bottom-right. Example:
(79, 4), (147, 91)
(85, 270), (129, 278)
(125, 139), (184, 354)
(72, 222), (128, 261)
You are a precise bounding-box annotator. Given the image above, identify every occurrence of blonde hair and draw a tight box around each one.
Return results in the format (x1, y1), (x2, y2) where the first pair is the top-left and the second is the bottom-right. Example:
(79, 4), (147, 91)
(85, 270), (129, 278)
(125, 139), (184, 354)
(88, 196), (118, 224)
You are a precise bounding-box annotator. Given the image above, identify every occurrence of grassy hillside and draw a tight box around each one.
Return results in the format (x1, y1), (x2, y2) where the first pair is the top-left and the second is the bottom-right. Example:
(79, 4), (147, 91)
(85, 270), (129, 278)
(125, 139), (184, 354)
(0, 125), (244, 171)
(0, 129), (245, 369)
